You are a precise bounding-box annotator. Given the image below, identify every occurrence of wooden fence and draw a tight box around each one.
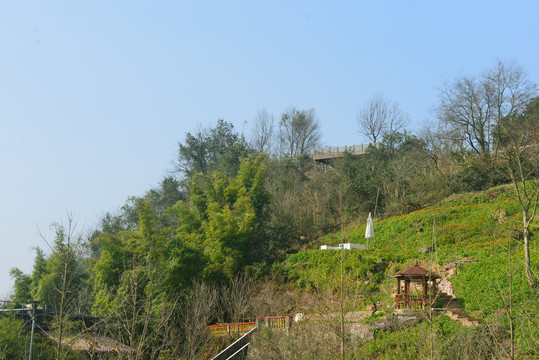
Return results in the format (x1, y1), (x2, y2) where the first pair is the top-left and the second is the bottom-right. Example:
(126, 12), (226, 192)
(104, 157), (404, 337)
(208, 322), (256, 337)
(313, 143), (380, 159)
(208, 315), (291, 337)
(264, 315), (290, 329)
(395, 294), (431, 309)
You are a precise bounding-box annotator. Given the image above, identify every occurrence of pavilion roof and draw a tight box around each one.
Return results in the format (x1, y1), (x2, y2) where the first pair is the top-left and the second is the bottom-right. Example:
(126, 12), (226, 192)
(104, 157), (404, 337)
(393, 265), (439, 278)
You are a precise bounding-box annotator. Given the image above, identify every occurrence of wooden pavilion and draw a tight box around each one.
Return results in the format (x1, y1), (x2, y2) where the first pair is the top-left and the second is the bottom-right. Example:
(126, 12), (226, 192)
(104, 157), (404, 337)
(393, 264), (440, 309)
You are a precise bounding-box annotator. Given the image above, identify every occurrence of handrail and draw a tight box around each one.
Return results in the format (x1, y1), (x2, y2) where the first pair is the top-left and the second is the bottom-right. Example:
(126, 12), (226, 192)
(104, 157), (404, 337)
(211, 327), (257, 360)
(208, 321), (256, 328)
(225, 342), (250, 360)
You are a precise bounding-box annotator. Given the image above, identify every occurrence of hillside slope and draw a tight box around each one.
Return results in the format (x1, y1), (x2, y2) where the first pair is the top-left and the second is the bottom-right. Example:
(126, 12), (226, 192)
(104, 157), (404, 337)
(278, 184), (538, 358)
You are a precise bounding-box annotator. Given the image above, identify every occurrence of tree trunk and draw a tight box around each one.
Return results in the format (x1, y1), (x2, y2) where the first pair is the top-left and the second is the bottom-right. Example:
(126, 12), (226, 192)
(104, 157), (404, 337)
(56, 254), (69, 360)
(523, 218), (537, 288)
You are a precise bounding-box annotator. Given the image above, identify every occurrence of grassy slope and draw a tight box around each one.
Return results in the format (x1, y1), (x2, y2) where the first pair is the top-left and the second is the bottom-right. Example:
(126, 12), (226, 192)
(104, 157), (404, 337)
(278, 184), (539, 357)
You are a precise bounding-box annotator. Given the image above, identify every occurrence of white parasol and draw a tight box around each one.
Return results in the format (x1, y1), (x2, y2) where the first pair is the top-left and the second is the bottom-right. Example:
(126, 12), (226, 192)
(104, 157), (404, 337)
(365, 212), (374, 248)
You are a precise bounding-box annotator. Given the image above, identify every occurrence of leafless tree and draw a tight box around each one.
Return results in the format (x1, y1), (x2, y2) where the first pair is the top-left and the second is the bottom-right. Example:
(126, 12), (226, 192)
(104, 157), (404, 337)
(249, 323), (337, 360)
(497, 97), (539, 287)
(488, 61), (537, 151)
(357, 94), (387, 144)
(438, 76), (492, 156)
(437, 60), (537, 157)
(421, 120), (464, 157)
(383, 102), (409, 151)
(279, 107), (321, 158)
(298, 240), (366, 360)
(251, 109), (275, 154)
(357, 94), (408, 147)
(180, 281), (219, 360)
(248, 280), (340, 360)
(37, 214), (87, 360)
(251, 279), (297, 318)
(219, 274), (256, 324)
(102, 272), (210, 360)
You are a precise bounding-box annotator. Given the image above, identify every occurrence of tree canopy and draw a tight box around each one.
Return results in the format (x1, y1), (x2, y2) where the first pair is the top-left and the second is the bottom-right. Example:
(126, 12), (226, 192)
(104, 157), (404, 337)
(279, 107), (321, 158)
(178, 119), (253, 178)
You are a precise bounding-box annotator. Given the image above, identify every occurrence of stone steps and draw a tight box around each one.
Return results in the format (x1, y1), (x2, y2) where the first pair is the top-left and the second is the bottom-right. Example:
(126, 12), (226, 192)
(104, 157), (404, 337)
(444, 309), (480, 327)
(436, 291), (480, 327)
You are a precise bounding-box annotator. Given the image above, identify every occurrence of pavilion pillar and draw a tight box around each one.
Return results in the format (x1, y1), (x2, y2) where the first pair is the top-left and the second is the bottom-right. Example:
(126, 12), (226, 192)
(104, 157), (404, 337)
(404, 279), (410, 308)
(396, 278), (401, 308)
(422, 277), (428, 308)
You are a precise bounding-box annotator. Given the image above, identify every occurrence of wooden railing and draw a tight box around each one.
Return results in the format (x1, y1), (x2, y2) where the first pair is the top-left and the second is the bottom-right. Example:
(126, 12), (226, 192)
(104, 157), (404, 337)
(313, 143), (380, 160)
(208, 322), (256, 337)
(208, 315), (292, 337)
(395, 293), (437, 309)
(264, 315), (290, 329)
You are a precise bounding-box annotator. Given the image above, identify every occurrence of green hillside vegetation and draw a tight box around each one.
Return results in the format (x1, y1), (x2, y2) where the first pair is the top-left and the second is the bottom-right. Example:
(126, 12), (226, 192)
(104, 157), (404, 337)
(279, 185), (538, 358)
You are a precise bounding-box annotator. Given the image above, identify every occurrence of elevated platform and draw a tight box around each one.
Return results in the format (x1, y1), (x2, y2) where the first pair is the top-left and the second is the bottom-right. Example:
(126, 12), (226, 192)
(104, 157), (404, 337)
(313, 143), (380, 163)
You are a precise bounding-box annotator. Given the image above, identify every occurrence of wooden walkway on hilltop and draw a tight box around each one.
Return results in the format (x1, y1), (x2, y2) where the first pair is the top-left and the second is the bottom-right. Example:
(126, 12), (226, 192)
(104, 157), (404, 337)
(313, 143), (380, 163)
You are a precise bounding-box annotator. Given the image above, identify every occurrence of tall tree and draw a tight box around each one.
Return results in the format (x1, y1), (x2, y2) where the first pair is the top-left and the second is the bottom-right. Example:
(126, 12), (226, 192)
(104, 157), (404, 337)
(382, 103), (409, 152)
(279, 107), (321, 158)
(251, 109), (275, 154)
(178, 119), (252, 178)
(36, 215), (88, 359)
(9, 268), (31, 302)
(147, 177), (185, 214)
(437, 61), (537, 157)
(175, 154), (269, 280)
(180, 281), (219, 359)
(357, 94), (408, 147)
(358, 94), (386, 144)
(29, 247), (47, 298)
(10, 248), (48, 305)
(496, 97), (539, 287)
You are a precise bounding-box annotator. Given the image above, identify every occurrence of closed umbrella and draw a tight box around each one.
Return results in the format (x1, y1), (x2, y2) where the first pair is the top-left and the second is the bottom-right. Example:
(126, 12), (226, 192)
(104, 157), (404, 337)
(365, 212), (374, 248)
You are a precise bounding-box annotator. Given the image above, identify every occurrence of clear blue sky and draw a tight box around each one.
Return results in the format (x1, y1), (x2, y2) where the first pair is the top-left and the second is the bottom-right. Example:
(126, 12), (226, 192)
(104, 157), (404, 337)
(1, 0), (538, 297)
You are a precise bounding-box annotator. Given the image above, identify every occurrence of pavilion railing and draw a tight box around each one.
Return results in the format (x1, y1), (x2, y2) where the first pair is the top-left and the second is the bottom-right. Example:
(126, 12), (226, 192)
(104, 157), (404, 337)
(395, 293), (436, 309)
